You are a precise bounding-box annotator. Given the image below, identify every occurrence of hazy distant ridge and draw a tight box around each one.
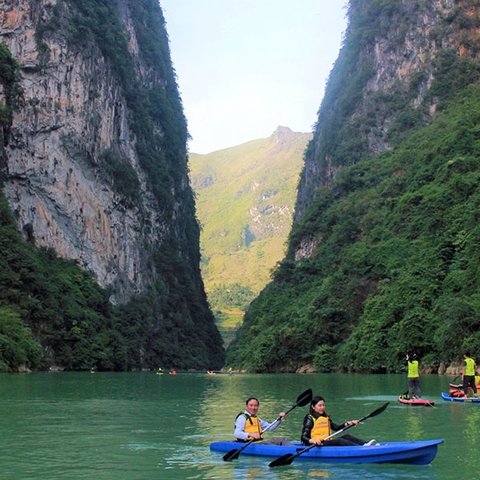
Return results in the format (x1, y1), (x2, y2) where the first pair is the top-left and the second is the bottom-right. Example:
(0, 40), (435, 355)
(189, 126), (311, 342)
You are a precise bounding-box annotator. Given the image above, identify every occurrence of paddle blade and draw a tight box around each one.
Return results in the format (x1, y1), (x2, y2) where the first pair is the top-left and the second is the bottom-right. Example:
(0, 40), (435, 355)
(296, 388), (313, 407)
(283, 388), (313, 416)
(368, 401), (389, 419)
(269, 453), (295, 468)
(222, 449), (240, 461)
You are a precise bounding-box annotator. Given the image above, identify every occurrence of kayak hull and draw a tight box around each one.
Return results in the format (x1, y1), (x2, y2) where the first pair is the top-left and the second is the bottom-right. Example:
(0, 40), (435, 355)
(442, 391), (480, 402)
(210, 439), (443, 465)
(397, 395), (434, 406)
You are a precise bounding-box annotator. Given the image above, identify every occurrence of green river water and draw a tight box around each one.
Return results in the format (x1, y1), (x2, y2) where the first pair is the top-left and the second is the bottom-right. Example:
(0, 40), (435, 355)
(0, 372), (478, 479)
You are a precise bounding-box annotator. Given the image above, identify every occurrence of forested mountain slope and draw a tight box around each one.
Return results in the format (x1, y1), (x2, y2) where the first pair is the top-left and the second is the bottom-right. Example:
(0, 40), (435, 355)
(226, 0), (480, 373)
(190, 127), (310, 295)
(189, 127), (310, 344)
(0, 0), (224, 371)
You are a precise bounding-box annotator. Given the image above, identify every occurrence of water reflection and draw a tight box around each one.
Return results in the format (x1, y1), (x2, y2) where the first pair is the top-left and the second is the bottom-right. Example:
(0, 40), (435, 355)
(462, 406), (480, 471)
(403, 408), (425, 439)
(175, 452), (441, 480)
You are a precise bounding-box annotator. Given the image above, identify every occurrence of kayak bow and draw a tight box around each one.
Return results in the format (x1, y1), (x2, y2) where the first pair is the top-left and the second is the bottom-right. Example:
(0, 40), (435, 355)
(441, 392), (480, 403)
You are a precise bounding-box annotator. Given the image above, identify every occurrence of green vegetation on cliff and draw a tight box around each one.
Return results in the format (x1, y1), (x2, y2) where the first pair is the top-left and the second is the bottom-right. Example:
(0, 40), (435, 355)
(0, 192), (112, 371)
(0, 184), (223, 371)
(227, 84), (480, 373)
(226, 0), (480, 373)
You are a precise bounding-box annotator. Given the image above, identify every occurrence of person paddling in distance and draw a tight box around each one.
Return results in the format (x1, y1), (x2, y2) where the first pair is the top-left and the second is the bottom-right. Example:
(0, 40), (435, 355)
(406, 352), (422, 399)
(462, 351), (478, 397)
(301, 395), (376, 447)
(234, 397), (290, 445)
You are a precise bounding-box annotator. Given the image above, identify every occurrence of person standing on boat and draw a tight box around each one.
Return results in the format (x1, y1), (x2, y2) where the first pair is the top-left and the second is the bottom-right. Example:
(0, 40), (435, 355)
(301, 396), (376, 447)
(462, 352), (478, 397)
(234, 397), (287, 444)
(406, 353), (422, 399)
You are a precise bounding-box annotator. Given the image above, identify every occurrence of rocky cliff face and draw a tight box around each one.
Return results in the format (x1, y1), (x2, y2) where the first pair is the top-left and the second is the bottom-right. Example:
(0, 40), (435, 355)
(295, 0), (477, 224)
(0, 0), (189, 304)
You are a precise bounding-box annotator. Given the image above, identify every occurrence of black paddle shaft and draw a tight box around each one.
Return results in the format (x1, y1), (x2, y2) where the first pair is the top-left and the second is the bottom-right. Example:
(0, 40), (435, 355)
(222, 388), (313, 461)
(269, 401), (390, 468)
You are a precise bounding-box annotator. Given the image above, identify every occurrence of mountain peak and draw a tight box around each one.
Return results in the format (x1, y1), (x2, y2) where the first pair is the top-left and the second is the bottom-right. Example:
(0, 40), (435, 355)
(270, 126), (293, 143)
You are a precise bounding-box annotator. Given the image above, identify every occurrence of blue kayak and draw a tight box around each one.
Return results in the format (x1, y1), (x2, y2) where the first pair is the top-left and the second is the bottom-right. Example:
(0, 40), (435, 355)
(442, 391), (480, 403)
(210, 439), (443, 465)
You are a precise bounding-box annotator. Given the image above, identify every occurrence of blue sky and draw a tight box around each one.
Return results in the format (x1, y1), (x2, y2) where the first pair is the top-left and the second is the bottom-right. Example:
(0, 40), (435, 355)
(160, 1), (348, 154)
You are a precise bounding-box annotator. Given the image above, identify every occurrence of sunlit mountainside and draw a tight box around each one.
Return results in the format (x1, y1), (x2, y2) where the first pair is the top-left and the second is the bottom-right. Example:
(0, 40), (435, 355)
(189, 126), (311, 344)
(225, 1), (480, 374)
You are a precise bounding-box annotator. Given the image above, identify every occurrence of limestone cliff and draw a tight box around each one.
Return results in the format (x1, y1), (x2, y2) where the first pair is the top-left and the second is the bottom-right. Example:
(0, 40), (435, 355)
(295, 0), (478, 224)
(0, 0), (225, 369)
(1, 0), (185, 303)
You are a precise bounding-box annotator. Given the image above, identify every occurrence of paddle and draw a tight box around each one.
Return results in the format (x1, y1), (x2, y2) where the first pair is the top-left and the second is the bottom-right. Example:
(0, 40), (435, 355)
(269, 401), (389, 468)
(222, 388), (313, 462)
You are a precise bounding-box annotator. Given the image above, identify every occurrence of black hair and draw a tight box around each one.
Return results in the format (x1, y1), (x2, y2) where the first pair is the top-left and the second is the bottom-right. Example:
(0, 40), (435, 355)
(309, 395), (326, 416)
(246, 397), (259, 405)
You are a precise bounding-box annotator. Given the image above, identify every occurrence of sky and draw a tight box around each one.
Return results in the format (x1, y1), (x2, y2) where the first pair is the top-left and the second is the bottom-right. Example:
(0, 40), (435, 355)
(160, 1), (348, 154)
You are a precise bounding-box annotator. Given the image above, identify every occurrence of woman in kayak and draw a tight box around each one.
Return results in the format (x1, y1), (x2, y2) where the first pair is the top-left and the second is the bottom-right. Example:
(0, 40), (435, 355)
(234, 397), (290, 445)
(301, 395), (376, 447)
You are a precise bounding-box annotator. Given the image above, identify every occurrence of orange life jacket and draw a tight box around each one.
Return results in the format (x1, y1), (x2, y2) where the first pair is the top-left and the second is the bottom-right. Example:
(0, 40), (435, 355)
(449, 389), (466, 397)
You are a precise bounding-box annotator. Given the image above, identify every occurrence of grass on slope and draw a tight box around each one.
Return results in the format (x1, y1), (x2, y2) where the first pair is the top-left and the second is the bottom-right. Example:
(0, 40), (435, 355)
(189, 127), (311, 342)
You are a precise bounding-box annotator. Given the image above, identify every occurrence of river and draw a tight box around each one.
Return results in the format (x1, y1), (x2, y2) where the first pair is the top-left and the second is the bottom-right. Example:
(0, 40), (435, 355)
(0, 372), (477, 479)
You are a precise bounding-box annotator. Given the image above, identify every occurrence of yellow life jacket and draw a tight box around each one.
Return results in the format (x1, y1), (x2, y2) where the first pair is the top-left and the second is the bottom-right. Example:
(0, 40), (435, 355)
(238, 413), (262, 439)
(465, 357), (476, 376)
(407, 360), (419, 378)
(310, 414), (332, 441)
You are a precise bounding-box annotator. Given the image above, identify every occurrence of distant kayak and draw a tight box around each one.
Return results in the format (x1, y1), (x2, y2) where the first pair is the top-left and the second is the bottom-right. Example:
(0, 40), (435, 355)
(441, 392), (480, 403)
(210, 439), (443, 465)
(398, 395), (434, 406)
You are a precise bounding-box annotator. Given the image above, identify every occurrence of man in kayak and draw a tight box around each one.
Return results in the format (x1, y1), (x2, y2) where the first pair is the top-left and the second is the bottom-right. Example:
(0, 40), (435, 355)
(462, 352), (478, 397)
(234, 397), (290, 445)
(301, 395), (376, 447)
(406, 353), (422, 399)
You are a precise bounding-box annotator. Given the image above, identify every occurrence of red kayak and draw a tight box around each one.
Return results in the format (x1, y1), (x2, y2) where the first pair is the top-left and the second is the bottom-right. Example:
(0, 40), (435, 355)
(398, 395), (434, 406)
